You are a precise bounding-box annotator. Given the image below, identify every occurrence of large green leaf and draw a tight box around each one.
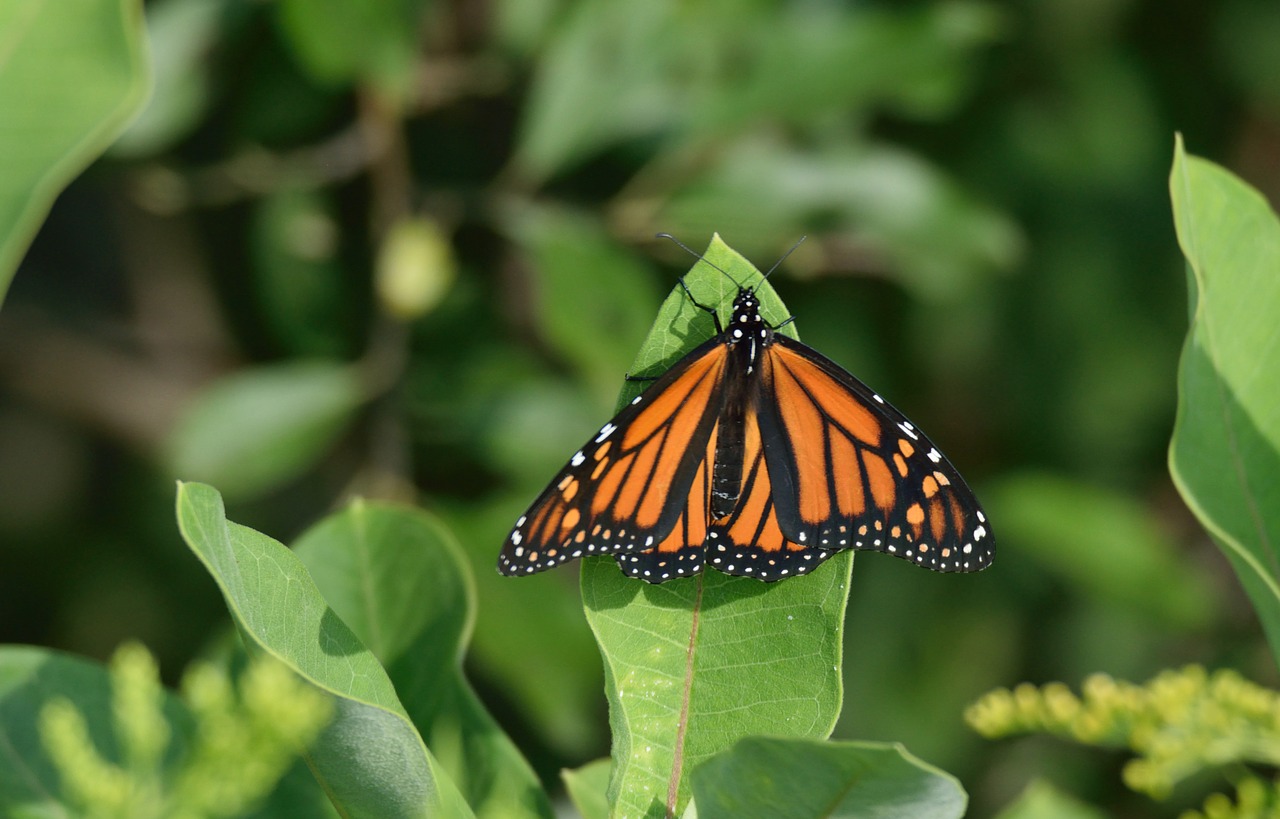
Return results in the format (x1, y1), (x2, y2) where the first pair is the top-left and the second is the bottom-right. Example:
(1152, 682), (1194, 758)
(441, 494), (606, 758)
(582, 237), (853, 818)
(292, 501), (552, 819)
(175, 482), (474, 819)
(691, 738), (967, 819)
(1168, 136), (1280, 661)
(0, 0), (150, 302)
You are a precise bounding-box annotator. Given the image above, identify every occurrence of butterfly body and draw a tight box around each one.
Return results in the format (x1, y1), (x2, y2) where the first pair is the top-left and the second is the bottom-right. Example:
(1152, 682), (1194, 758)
(498, 284), (993, 583)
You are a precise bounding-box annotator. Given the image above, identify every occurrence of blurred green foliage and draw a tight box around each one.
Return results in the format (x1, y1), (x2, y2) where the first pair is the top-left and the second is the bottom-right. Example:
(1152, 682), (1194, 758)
(3, 0), (1280, 815)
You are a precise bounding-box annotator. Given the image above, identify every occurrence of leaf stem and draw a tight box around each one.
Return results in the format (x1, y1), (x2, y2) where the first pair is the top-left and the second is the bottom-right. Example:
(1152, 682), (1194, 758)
(667, 572), (704, 817)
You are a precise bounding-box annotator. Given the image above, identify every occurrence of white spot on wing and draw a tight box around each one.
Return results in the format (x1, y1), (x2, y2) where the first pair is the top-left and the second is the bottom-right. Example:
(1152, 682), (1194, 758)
(927, 448), (941, 463)
(595, 423), (616, 442)
(511, 531), (522, 546)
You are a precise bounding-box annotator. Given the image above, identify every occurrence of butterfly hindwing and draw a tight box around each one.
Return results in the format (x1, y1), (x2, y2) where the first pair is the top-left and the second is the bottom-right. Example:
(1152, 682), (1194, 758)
(614, 428), (715, 581)
(703, 405), (836, 580)
(755, 336), (993, 572)
(498, 339), (730, 577)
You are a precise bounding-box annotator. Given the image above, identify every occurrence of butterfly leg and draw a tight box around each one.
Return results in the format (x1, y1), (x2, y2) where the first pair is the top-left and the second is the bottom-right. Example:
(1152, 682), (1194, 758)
(677, 277), (725, 334)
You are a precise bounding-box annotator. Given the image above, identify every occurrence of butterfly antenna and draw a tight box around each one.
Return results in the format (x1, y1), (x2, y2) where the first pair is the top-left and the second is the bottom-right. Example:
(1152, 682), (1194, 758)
(762, 235), (806, 283)
(655, 233), (741, 290)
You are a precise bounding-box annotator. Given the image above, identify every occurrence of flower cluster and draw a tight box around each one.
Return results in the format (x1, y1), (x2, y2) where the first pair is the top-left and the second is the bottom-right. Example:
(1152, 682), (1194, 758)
(40, 642), (333, 819)
(966, 665), (1280, 802)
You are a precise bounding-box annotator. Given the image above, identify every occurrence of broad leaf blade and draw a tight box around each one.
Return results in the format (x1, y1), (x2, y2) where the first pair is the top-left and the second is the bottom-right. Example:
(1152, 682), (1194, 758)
(1168, 136), (1280, 660)
(175, 482), (474, 819)
(0, 0), (150, 301)
(583, 236), (852, 818)
(691, 738), (966, 819)
(293, 501), (553, 819)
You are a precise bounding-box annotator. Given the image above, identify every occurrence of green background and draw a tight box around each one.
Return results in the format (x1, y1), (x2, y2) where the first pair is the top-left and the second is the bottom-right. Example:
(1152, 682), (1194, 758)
(3, 0), (1279, 815)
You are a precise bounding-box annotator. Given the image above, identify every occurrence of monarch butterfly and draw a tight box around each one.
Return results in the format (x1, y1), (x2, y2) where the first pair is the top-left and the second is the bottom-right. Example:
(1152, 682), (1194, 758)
(497, 239), (993, 583)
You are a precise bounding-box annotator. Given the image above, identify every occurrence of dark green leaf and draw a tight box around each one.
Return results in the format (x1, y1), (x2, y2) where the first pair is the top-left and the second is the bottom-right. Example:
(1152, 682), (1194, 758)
(175, 482), (474, 818)
(293, 501), (553, 819)
(0, 0), (150, 301)
(655, 139), (1021, 301)
(1168, 136), (1280, 662)
(111, 0), (223, 156)
(691, 737), (966, 819)
(439, 495), (605, 759)
(251, 189), (349, 357)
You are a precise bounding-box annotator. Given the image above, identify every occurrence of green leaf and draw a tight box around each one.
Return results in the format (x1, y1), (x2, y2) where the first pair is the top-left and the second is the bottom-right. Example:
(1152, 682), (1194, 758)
(274, 0), (427, 102)
(582, 236), (853, 818)
(0, 0), (151, 302)
(167, 360), (365, 500)
(993, 781), (1108, 819)
(293, 501), (553, 819)
(1168, 136), (1280, 662)
(561, 758), (612, 819)
(691, 738), (966, 819)
(111, 0), (224, 157)
(440, 495), (605, 757)
(175, 482), (474, 819)
(983, 472), (1215, 628)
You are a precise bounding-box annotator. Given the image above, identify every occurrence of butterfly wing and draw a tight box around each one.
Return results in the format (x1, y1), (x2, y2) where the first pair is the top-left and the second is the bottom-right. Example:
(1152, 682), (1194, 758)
(752, 336), (993, 572)
(703, 399), (835, 580)
(498, 338), (730, 577)
(614, 427), (715, 582)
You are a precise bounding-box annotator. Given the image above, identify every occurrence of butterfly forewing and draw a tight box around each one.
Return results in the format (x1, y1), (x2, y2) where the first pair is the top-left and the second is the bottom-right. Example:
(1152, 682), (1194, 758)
(497, 339), (730, 577)
(755, 337), (993, 573)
